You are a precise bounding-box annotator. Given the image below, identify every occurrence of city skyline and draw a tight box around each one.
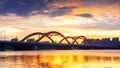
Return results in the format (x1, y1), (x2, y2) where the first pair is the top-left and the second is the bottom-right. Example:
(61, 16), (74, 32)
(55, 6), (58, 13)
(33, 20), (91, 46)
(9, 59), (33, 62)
(0, 31), (120, 51)
(9, 31), (120, 46)
(0, 0), (120, 40)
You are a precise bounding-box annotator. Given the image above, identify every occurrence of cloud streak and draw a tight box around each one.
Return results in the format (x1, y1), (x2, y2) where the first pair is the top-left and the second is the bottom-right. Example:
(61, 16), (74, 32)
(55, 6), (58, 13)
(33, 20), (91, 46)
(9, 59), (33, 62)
(80, 0), (120, 6)
(76, 13), (93, 18)
(73, 15), (120, 30)
(49, 6), (76, 17)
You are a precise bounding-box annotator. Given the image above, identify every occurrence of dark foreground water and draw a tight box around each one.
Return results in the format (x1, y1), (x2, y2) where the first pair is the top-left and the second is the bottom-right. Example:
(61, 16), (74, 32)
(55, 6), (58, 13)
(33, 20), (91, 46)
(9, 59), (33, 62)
(0, 50), (120, 68)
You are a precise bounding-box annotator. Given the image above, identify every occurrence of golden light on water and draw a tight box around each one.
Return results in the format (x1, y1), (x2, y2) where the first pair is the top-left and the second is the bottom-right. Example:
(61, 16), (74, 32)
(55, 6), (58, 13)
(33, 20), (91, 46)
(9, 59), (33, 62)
(1, 50), (120, 68)
(36, 54), (120, 68)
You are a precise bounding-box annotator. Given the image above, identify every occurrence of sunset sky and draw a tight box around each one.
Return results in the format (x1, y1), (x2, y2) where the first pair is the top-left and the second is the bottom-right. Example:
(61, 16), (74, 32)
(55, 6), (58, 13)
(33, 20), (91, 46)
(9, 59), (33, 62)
(0, 0), (120, 40)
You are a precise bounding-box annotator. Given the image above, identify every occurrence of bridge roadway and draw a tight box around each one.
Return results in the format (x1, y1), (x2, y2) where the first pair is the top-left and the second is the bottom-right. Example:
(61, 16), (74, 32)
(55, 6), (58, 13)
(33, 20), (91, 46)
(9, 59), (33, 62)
(0, 41), (120, 51)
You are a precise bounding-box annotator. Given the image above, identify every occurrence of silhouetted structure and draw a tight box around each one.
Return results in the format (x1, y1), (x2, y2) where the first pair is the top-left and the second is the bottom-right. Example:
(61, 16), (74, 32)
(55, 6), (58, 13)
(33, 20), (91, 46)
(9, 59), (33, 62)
(20, 31), (120, 46)
(0, 31), (120, 50)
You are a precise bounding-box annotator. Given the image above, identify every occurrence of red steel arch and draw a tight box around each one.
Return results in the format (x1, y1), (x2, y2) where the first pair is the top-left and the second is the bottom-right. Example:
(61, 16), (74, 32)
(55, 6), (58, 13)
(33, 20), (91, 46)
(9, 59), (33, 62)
(20, 31), (90, 45)
(21, 31), (70, 44)
(37, 31), (70, 44)
(72, 36), (87, 44)
(59, 36), (78, 44)
(20, 32), (44, 42)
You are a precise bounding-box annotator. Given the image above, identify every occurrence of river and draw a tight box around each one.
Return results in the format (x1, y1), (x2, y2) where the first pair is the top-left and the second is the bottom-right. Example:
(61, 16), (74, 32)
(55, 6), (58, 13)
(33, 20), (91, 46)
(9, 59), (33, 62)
(0, 50), (120, 68)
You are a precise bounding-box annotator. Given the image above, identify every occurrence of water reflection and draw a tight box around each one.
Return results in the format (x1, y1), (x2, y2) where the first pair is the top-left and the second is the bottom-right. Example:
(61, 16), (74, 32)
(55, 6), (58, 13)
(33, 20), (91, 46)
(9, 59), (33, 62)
(0, 50), (120, 68)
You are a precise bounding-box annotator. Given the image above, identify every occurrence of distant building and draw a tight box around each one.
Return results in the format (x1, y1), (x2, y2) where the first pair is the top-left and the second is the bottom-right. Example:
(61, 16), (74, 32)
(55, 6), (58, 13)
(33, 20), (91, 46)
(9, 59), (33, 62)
(111, 37), (119, 45)
(82, 37), (120, 46)
(82, 39), (102, 46)
(27, 38), (35, 43)
(92, 39), (102, 46)
(11, 38), (18, 42)
(82, 39), (94, 45)
(101, 38), (110, 46)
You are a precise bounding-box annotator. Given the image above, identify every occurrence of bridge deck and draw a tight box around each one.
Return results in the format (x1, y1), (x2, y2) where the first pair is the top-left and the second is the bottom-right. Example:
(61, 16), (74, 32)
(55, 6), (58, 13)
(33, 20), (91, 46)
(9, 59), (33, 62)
(0, 41), (120, 51)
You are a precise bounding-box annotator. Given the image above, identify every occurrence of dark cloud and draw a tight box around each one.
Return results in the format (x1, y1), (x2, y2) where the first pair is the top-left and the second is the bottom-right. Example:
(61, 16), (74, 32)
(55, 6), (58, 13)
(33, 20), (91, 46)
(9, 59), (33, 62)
(0, 0), (77, 17)
(76, 13), (93, 18)
(29, 6), (77, 17)
(80, 0), (120, 6)
(49, 6), (76, 17)
(0, 0), (119, 17)
(48, 0), (120, 6)
(0, 0), (53, 16)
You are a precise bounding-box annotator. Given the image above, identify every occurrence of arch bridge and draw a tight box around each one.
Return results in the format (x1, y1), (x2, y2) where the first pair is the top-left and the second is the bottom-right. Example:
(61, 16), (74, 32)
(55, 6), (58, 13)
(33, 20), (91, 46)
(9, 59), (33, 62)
(20, 31), (102, 45)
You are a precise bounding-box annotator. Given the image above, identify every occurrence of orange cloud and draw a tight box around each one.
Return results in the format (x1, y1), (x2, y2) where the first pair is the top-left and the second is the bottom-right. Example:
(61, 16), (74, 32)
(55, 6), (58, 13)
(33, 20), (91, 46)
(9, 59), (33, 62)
(71, 4), (120, 17)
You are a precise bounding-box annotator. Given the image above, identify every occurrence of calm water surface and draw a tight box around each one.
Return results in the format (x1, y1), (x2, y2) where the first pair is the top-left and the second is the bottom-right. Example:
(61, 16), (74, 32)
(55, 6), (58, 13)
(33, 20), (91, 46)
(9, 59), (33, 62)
(0, 50), (120, 68)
